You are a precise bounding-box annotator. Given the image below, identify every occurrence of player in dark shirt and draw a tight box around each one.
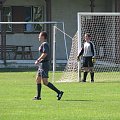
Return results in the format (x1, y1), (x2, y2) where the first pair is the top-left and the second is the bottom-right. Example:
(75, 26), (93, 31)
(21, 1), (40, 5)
(33, 31), (64, 100)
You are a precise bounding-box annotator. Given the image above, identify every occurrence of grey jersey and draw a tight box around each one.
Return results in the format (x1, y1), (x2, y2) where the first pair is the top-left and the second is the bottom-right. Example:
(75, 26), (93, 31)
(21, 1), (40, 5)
(83, 41), (95, 57)
(39, 42), (50, 62)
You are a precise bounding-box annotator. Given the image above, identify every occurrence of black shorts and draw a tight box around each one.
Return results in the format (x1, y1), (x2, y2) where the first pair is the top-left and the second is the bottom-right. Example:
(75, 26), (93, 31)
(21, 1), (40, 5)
(83, 56), (93, 67)
(37, 62), (49, 78)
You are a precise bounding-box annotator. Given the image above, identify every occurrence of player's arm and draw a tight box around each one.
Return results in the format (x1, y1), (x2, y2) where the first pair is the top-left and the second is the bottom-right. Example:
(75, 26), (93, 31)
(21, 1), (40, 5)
(35, 43), (49, 65)
(77, 48), (84, 61)
(37, 52), (47, 62)
(35, 53), (47, 65)
(90, 42), (96, 63)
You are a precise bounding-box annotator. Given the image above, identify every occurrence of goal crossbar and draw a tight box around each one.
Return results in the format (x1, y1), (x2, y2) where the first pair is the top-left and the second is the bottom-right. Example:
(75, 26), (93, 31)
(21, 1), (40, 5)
(0, 21), (64, 24)
(78, 12), (120, 16)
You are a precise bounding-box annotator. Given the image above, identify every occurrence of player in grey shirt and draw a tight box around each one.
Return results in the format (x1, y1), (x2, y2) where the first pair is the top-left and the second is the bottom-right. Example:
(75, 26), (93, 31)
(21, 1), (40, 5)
(77, 33), (96, 82)
(33, 31), (64, 100)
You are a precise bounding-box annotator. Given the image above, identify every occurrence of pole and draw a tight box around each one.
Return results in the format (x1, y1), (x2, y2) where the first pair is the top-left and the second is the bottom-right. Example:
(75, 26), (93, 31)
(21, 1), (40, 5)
(77, 13), (81, 82)
(0, 2), (6, 65)
(52, 25), (56, 82)
(62, 22), (68, 60)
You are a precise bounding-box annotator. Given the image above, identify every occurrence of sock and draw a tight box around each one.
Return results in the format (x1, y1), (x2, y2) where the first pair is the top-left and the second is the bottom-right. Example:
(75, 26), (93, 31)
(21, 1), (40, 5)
(37, 83), (41, 98)
(47, 82), (60, 94)
(83, 72), (88, 81)
(90, 72), (94, 81)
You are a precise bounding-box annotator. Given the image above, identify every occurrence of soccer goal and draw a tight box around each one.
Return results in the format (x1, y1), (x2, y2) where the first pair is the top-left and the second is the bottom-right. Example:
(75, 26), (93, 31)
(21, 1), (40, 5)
(0, 21), (68, 71)
(59, 12), (120, 83)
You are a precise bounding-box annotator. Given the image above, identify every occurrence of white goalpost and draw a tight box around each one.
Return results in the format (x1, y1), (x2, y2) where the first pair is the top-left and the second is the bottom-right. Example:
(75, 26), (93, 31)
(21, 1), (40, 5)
(52, 23), (68, 74)
(59, 12), (120, 83)
(52, 25), (73, 82)
(0, 21), (69, 73)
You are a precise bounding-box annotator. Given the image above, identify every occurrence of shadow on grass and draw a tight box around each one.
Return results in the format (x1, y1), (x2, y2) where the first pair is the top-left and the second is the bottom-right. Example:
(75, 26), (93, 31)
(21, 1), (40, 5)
(95, 81), (120, 83)
(62, 99), (93, 102)
(0, 68), (37, 72)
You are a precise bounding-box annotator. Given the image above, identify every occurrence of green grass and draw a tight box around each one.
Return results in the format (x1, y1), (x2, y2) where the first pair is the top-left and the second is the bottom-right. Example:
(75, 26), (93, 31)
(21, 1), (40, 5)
(0, 71), (120, 120)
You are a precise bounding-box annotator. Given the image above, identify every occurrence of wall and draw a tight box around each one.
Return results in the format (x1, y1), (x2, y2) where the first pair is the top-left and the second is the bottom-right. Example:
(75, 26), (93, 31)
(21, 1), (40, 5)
(51, 0), (113, 60)
(4, 0), (45, 6)
(0, 0), (46, 60)
(1, 0), (114, 61)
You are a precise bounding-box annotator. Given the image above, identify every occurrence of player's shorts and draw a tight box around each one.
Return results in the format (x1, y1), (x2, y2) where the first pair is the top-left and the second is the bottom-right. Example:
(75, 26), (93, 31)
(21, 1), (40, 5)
(83, 56), (93, 67)
(37, 61), (49, 78)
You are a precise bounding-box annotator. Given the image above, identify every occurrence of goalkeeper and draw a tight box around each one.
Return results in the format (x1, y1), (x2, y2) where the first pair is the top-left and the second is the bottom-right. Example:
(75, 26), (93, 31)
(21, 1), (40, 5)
(77, 33), (96, 82)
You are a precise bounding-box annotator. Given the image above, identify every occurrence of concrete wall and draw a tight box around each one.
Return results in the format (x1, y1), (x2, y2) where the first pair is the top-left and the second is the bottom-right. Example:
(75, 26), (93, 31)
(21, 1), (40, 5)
(6, 34), (39, 59)
(6, 34), (39, 50)
(4, 0), (45, 6)
(1, 0), (113, 61)
(0, 0), (45, 60)
(51, 0), (113, 60)
(51, 0), (113, 36)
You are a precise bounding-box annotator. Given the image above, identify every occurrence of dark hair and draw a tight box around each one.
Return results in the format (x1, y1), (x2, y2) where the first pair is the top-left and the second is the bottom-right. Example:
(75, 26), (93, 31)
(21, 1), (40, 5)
(40, 31), (48, 39)
(85, 33), (91, 37)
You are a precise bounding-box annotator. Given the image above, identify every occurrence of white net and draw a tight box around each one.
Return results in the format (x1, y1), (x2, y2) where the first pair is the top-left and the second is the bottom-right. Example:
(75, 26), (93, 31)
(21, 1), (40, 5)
(59, 13), (120, 82)
(59, 33), (78, 82)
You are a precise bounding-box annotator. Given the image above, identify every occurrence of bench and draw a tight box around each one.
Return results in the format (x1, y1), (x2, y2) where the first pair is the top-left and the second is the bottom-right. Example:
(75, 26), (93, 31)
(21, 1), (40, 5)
(0, 45), (16, 59)
(14, 45), (33, 59)
(0, 45), (33, 60)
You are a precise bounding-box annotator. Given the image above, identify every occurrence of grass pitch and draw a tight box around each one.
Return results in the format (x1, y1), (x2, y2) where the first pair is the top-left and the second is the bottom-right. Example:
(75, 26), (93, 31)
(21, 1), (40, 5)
(0, 71), (120, 120)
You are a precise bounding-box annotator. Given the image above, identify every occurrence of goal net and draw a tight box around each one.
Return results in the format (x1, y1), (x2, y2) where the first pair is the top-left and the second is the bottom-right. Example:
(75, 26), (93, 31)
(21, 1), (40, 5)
(59, 13), (120, 83)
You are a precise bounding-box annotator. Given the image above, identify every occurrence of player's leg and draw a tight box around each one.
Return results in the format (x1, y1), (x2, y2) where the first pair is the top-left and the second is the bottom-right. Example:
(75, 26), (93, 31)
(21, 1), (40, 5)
(33, 76), (42, 100)
(42, 78), (60, 94)
(42, 78), (64, 100)
(89, 67), (94, 82)
(36, 76), (42, 99)
(33, 68), (42, 100)
(82, 57), (88, 82)
(89, 57), (94, 82)
(42, 70), (64, 100)
(90, 72), (94, 82)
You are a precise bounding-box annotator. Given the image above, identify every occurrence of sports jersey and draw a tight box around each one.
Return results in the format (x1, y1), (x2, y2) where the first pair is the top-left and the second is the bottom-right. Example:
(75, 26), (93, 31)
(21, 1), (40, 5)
(39, 42), (49, 62)
(38, 41), (50, 78)
(79, 41), (95, 57)
(83, 41), (95, 57)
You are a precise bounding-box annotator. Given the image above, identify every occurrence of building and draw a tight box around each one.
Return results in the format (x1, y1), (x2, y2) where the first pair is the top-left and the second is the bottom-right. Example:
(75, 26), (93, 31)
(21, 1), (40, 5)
(0, 0), (120, 67)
